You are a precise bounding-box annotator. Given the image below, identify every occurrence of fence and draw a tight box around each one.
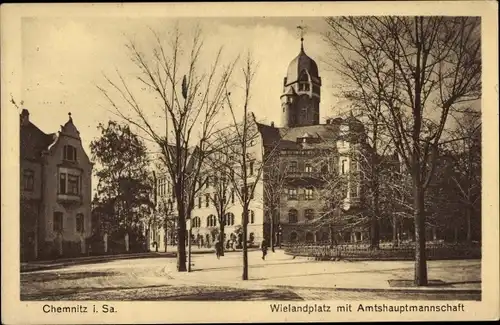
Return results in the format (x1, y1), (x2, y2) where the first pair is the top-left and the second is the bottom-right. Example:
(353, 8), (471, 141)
(284, 241), (481, 261)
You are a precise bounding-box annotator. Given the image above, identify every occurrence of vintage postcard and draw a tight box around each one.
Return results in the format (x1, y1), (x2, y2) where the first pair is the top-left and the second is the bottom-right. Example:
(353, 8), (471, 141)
(1, 1), (499, 324)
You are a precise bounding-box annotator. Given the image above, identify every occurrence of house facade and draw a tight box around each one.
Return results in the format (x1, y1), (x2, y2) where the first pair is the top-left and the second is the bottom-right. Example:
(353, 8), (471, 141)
(20, 109), (93, 261)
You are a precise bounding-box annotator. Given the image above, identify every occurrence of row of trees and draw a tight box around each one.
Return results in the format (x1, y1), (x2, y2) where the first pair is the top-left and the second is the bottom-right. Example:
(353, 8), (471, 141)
(323, 16), (481, 285)
(94, 16), (481, 287)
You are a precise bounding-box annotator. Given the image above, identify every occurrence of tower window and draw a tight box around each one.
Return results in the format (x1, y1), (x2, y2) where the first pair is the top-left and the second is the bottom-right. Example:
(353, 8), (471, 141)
(305, 188), (314, 200)
(341, 159), (347, 175)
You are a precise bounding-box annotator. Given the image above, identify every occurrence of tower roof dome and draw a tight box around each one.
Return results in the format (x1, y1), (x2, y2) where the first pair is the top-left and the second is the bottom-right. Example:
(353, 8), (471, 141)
(286, 39), (319, 84)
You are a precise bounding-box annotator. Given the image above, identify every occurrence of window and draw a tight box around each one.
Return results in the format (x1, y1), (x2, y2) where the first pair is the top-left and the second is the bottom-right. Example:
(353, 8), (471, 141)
(289, 161), (298, 172)
(231, 190), (235, 204)
(305, 232), (314, 243)
(249, 161), (254, 176)
(288, 209), (298, 223)
(249, 210), (255, 224)
(288, 188), (298, 200)
(59, 172), (80, 195)
(193, 217), (201, 228)
(76, 213), (84, 233)
(305, 164), (312, 173)
(63, 145), (77, 161)
(305, 209), (314, 220)
(341, 159), (347, 175)
(198, 196), (202, 208)
(59, 173), (66, 194)
(321, 164), (329, 173)
(207, 215), (216, 227)
(205, 194), (210, 208)
(206, 176), (210, 189)
(23, 169), (34, 191)
(68, 174), (79, 195)
(53, 212), (63, 232)
(225, 213), (235, 226)
(305, 188), (314, 200)
(290, 231), (298, 242)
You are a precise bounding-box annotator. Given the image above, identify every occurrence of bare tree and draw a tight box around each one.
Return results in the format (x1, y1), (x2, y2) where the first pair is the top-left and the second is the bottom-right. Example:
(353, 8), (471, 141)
(309, 148), (360, 247)
(262, 151), (288, 252)
(438, 108), (481, 242)
(204, 140), (236, 256)
(220, 55), (283, 280)
(324, 16), (481, 285)
(97, 26), (237, 272)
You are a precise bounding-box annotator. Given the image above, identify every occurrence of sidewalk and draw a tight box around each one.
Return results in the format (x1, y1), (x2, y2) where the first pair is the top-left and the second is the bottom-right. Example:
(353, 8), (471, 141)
(21, 251), (174, 273)
(163, 250), (482, 293)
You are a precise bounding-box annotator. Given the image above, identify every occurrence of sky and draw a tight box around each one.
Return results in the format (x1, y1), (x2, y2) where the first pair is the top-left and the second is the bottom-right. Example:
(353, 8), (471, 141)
(19, 15), (483, 196)
(21, 17), (342, 155)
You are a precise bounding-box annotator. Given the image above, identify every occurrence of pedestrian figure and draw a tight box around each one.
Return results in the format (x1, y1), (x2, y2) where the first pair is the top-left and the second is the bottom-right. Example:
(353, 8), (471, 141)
(261, 239), (268, 260)
(215, 240), (221, 259)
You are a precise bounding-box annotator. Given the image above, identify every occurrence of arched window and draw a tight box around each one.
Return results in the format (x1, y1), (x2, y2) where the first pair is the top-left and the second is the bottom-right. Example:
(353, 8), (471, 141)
(305, 209), (314, 220)
(207, 215), (216, 227)
(63, 145), (77, 161)
(288, 209), (298, 223)
(193, 217), (201, 228)
(290, 232), (298, 243)
(305, 232), (314, 243)
(225, 213), (235, 226)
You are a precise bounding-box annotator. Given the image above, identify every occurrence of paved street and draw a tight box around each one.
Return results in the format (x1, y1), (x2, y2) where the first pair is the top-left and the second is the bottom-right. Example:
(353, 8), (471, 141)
(21, 251), (481, 301)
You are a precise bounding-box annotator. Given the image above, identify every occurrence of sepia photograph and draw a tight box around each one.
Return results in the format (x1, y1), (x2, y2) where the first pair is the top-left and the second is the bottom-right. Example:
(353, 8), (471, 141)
(1, 2), (498, 324)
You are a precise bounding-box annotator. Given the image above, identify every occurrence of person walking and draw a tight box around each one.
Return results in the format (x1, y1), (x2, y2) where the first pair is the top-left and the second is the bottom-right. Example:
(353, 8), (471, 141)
(215, 240), (221, 260)
(261, 239), (268, 260)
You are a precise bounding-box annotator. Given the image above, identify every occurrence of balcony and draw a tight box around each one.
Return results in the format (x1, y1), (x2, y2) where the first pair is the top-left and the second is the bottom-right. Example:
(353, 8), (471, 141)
(285, 171), (323, 181)
(57, 193), (82, 207)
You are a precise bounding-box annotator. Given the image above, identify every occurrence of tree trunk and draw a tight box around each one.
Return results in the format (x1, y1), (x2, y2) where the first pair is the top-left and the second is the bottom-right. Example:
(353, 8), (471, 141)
(270, 211), (275, 252)
(242, 207), (248, 280)
(392, 215), (399, 247)
(329, 224), (334, 249)
(176, 203), (187, 272)
(413, 183), (428, 286)
(466, 206), (472, 243)
(370, 181), (380, 249)
(219, 223), (225, 256)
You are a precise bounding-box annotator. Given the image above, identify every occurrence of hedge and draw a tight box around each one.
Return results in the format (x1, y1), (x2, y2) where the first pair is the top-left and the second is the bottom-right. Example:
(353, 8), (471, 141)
(284, 242), (481, 261)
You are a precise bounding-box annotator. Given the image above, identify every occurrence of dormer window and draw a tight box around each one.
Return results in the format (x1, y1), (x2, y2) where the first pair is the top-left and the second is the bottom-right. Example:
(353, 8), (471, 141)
(63, 145), (77, 162)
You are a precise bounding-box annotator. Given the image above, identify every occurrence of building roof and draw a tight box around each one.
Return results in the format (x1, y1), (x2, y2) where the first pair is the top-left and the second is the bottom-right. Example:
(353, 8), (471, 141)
(286, 42), (319, 84)
(20, 115), (56, 161)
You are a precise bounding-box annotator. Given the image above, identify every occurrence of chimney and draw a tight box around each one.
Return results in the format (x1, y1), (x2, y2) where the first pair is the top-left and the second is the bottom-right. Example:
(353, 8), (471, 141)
(20, 109), (30, 126)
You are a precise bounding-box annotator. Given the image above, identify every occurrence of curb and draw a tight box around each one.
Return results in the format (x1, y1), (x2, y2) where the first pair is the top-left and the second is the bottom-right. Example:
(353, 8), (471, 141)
(274, 285), (482, 294)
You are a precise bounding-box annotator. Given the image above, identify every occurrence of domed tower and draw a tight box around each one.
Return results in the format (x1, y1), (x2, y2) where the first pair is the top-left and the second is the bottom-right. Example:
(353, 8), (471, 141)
(280, 37), (321, 127)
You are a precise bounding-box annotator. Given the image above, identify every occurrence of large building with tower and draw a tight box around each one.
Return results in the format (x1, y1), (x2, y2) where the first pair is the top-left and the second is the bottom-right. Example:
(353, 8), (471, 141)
(149, 38), (373, 249)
